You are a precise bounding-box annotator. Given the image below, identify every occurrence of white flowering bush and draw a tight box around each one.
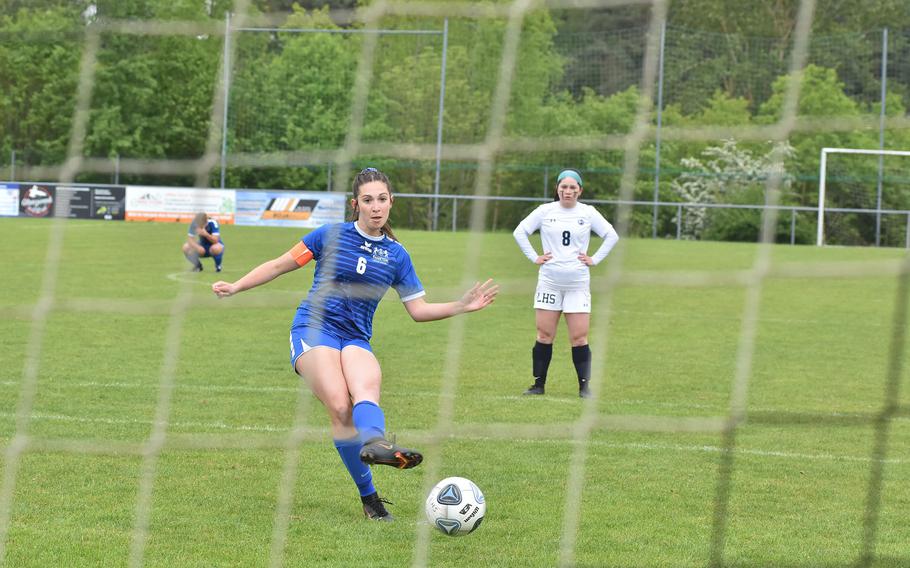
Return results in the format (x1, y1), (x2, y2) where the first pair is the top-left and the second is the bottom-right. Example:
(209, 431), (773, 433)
(671, 139), (795, 240)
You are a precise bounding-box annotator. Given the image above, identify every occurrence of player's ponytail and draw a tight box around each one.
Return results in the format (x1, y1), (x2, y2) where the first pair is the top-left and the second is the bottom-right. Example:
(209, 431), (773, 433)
(351, 167), (399, 241)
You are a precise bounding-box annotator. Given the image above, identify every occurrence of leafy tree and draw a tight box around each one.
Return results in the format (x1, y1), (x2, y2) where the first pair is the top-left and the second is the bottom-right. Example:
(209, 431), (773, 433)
(3, 0), (910, 240)
(0, 0), (91, 14)
(755, 64), (880, 217)
(698, 90), (752, 125)
(551, 5), (649, 98)
(250, 0), (358, 12)
(0, 5), (82, 168)
(758, 64), (861, 120)
(225, 6), (360, 189)
(83, 1), (222, 185)
(668, 0), (910, 40)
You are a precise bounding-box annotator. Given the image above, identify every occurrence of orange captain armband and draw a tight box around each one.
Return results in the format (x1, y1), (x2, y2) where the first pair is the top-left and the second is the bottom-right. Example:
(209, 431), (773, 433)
(289, 241), (313, 267)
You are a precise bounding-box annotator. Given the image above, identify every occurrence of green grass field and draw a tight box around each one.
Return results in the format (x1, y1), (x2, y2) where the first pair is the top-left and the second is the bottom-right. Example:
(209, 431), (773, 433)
(1, 217), (909, 567)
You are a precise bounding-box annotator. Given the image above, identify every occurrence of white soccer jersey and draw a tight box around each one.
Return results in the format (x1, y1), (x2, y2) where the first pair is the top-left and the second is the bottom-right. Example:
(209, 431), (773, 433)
(513, 201), (619, 288)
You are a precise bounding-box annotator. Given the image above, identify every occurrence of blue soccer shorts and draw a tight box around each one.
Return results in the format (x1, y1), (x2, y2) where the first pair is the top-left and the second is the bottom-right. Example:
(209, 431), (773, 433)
(289, 325), (372, 369)
(199, 240), (224, 258)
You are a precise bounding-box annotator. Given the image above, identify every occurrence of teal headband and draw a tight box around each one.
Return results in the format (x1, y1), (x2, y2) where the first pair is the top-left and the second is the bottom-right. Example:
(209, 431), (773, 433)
(557, 169), (582, 186)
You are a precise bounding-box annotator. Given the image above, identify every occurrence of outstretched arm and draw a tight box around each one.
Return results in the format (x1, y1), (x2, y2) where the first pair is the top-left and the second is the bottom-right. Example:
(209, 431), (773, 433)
(212, 252), (301, 298)
(403, 279), (499, 322)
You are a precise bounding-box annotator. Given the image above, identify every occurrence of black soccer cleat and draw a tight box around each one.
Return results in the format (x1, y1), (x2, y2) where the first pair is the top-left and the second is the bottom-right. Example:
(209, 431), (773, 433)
(359, 437), (423, 469)
(361, 492), (394, 522)
(191, 264), (203, 272)
(579, 378), (592, 399)
(215, 265), (223, 273)
(523, 384), (545, 395)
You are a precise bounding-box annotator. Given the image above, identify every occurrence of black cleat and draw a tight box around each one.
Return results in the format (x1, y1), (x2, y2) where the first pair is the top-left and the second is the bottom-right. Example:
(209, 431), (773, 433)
(361, 492), (394, 522)
(216, 265), (223, 272)
(523, 384), (545, 395)
(579, 379), (592, 399)
(191, 264), (203, 272)
(360, 437), (423, 469)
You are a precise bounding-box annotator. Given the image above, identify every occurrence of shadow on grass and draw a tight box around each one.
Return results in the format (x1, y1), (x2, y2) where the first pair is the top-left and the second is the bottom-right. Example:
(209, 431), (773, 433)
(575, 558), (909, 568)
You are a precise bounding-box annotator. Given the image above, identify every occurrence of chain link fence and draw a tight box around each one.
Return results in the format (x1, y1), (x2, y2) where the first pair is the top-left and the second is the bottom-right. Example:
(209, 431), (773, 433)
(3, 19), (910, 244)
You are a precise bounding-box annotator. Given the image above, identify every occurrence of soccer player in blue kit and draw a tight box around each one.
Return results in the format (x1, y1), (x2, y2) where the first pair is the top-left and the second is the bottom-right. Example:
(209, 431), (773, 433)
(211, 168), (498, 521)
(183, 211), (225, 272)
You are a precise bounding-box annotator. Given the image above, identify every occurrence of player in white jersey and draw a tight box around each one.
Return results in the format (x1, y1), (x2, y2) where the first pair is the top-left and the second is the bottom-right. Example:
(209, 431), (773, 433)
(513, 169), (619, 398)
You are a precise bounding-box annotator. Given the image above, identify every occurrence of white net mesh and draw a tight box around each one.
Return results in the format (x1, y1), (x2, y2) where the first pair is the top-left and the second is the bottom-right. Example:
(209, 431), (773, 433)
(3, 1), (909, 567)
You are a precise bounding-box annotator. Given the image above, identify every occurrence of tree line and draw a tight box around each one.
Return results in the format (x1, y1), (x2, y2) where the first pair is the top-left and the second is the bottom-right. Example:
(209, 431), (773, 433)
(2, 1), (910, 244)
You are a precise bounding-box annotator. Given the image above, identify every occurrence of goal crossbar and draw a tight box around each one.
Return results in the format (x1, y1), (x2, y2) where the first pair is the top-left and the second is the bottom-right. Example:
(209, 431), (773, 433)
(817, 147), (910, 246)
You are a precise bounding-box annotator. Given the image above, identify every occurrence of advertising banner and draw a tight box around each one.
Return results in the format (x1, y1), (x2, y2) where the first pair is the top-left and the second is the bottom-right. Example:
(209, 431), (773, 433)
(235, 190), (346, 227)
(0, 183), (18, 216)
(54, 185), (92, 218)
(125, 186), (235, 223)
(91, 186), (126, 220)
(19, 184), (55, 218)
(55, 185), (126, 220)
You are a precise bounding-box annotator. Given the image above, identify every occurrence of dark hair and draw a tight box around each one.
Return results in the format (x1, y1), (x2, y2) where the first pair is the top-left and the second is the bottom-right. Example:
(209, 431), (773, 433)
(350, 167), (397, 240)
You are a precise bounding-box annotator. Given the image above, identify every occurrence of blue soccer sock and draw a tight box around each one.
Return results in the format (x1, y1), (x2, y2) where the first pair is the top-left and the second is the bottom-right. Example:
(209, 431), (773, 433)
(213, 251), (224, 268)
(352, 400), (386, 444)
(334, 437), (375, 497)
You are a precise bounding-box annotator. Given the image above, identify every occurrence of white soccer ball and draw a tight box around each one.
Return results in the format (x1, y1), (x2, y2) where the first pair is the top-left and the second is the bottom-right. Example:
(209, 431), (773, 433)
(425, 476), (486, 536)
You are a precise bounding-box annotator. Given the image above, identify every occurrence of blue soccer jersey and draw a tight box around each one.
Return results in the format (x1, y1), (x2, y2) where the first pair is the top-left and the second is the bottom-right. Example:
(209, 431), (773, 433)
(189, 219), (221, 245)
(293, 222), (425, 341)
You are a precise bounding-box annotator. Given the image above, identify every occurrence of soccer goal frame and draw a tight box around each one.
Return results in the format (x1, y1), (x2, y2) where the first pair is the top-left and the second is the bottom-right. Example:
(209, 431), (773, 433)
(817, 147), (910, 246)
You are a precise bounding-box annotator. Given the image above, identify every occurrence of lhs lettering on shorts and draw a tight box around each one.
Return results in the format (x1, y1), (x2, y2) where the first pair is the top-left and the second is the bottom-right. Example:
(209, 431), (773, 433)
(535, 291), (557, 305)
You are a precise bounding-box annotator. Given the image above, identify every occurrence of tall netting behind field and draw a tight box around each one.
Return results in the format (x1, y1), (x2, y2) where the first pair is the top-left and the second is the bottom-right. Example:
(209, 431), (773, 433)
(2, 2), (910, 568)
(226, 20), (444, 191)
(554, 27), (647, 98)
(0, 26), (83, 177)
(6, 10), (910, 243)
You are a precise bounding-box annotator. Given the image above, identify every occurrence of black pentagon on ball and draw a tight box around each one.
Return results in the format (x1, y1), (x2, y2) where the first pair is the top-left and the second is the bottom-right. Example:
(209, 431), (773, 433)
(436, 483), (462, 505)
(468, 516), (484, 533)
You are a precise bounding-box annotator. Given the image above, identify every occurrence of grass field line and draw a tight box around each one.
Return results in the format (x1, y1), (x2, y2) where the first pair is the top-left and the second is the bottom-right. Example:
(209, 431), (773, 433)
(0, 411), (290, 433)
(1, 410), (906, 466)
(1, 300), (898, 330)
(0, 380), (579, 402)
(1, 380), (904, 420)
(480, 437), (910, 465)
(165, 271), (222, 287)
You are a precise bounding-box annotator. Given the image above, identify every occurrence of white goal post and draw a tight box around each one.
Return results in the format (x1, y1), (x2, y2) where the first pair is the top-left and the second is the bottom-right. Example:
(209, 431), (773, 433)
(817, 147), (910, 246)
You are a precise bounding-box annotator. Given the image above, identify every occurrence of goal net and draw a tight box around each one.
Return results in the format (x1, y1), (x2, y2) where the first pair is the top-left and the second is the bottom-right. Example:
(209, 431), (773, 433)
(817, 147), (910, 247)
(1, 2), (908, 568)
